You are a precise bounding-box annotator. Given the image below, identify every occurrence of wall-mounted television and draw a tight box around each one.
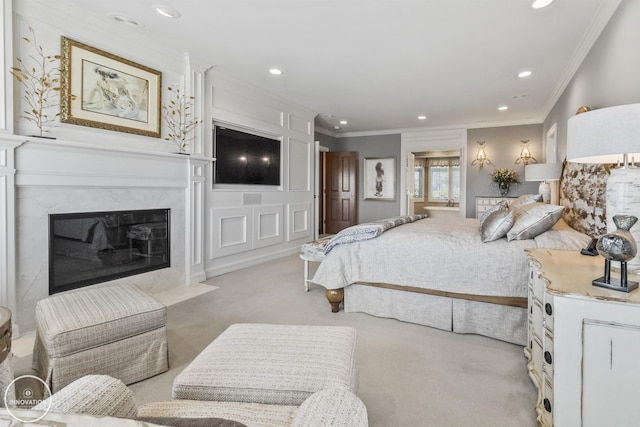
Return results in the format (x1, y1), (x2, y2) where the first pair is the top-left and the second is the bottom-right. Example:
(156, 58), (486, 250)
(213, 125), (281, 186)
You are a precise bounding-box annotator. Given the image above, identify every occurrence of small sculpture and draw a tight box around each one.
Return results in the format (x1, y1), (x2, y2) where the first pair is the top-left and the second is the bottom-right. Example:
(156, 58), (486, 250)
(594, 215), (639, 292)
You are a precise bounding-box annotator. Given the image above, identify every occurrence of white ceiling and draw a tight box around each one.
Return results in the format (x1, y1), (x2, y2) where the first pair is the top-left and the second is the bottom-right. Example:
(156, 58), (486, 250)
(35, 0), (621, 135)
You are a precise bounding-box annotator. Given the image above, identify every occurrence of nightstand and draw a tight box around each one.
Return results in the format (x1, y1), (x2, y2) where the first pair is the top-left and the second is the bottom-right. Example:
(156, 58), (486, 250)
(525, 249), (640, 426)
(475, 196), (516, 218)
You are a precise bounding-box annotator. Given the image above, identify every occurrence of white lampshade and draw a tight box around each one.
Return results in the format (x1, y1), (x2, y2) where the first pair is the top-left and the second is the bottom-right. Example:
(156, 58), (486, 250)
(566, 103), (640, 273)
(567, 103), (640, 164)
(524, 163), (563, 182)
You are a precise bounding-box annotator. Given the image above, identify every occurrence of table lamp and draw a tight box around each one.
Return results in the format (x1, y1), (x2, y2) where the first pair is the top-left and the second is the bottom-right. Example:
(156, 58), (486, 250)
(525, 163), (563, 204)
(566, 102), (640, 276)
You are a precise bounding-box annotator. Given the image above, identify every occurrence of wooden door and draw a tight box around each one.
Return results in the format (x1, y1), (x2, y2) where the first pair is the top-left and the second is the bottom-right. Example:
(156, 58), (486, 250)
(324, 151), (358, 234)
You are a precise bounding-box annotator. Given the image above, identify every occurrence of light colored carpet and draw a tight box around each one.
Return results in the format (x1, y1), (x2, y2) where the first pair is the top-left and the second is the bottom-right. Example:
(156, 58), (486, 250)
(129, 254), (537, 427)
(13, 254), (538, 426)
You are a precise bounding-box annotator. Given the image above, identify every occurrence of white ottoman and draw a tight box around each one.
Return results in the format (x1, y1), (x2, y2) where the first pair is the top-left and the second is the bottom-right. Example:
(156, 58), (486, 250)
(33, 284), (169, 393)
(173, 323), (358, 406)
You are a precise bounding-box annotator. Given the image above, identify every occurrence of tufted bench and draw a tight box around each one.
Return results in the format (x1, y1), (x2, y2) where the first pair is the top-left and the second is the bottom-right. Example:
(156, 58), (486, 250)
(299, 235), (334, 291)
(172, 323), (358, 406)
(33, 284), (169, 393)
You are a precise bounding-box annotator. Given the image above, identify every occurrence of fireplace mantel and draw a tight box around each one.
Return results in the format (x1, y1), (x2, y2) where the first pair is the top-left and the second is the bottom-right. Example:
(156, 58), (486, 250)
(0, 133), (210, 335)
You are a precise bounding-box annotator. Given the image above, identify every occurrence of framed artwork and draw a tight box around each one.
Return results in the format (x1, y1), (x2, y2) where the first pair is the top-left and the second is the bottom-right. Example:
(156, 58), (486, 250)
(60, 37), (161, 137)
(364, 157), (396, 200)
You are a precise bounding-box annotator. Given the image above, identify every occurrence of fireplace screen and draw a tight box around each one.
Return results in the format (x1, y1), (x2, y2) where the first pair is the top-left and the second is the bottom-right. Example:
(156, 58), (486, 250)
(49, 209), (170, 294)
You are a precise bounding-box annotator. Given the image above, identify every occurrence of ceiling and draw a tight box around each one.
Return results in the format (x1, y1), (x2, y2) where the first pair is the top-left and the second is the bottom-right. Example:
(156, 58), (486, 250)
(35, 0), (621, 136)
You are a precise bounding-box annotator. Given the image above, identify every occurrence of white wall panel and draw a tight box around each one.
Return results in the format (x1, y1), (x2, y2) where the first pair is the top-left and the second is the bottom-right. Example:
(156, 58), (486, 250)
(288, 202), (312, 241)
(212, 86), (284, 129)
(288, 138), (311, 191)
(288, 113), (311, 136)
(211, 206), (252, 258)
(254, 204), (284, 249)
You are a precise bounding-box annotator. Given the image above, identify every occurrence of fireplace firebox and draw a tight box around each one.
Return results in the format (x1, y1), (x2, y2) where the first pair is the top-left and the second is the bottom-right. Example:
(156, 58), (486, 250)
(49, 209), (170, 294)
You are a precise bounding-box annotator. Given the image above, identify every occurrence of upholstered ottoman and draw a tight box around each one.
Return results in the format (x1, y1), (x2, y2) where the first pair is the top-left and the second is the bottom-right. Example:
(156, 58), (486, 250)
(33, 284), (169, 393)
(173, 323), (358, 405)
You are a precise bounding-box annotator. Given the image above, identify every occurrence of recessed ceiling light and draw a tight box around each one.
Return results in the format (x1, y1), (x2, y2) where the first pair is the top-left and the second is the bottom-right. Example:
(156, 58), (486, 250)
(531, 0), (554, 9)
(269, 68), (283, 75)
(339, 120), (347, 125)
(153, 4), (181, 18)
(418, 115), (427, 120)
(107, 13), (145, 28)
(334, 126), (341, 130)
(498, 106), (509, 111)
(518, 70), (532, 78)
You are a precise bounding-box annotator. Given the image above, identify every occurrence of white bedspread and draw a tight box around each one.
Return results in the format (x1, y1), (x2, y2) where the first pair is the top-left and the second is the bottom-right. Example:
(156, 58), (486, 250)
(311, 216), (591, 298)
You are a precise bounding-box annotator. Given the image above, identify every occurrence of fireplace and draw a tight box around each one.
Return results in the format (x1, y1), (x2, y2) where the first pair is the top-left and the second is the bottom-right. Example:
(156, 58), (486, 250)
(49, 209), (170, 294)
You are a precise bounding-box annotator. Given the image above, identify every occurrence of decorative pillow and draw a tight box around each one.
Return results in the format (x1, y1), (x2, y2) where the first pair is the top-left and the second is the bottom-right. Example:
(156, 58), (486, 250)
(509, 194), (542, 210)
(479, 200), (509, 228)
(507, 203), (564, 241)
(480, 209), (514, 242)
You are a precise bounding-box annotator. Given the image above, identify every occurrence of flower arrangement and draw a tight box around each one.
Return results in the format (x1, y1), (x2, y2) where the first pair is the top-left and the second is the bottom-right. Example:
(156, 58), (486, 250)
(490, 168), (520, 185)
(162, 86), (202, 154)
(10, 27), (60, 137)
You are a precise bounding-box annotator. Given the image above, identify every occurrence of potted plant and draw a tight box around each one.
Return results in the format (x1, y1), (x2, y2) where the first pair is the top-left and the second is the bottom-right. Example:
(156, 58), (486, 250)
(490, 168), (520, 196)
(161, 86), (202, 154)
(10, 26), (60, 137)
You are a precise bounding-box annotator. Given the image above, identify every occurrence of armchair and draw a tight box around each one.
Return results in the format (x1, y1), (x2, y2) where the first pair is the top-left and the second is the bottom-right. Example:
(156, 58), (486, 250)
(1, 374), (368, 427)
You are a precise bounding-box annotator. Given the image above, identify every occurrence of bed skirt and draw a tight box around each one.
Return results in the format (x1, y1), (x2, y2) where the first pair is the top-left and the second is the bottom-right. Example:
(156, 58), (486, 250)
(344, 283), (527, 345)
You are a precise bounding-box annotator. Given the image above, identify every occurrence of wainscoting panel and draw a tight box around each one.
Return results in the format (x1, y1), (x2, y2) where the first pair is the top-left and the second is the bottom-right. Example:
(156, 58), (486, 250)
(288, 138), (311, 191)
(212, 206), (252, 258)
(288, 113), (311, 136)
(211, 86), (284, 129)
(253, 204), (284, 249)
(288, 202), (312, 242)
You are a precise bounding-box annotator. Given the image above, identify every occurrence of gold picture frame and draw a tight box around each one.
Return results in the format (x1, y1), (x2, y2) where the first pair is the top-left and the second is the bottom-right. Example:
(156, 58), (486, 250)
(60, 37), (161, 137)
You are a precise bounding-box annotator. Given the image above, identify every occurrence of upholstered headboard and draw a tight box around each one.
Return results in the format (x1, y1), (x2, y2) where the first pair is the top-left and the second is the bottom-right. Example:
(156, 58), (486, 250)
(559, 160), (609, 238)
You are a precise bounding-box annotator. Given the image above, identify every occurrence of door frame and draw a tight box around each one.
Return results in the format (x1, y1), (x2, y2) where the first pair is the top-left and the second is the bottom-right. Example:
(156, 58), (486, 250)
(400, 129), (467, 217)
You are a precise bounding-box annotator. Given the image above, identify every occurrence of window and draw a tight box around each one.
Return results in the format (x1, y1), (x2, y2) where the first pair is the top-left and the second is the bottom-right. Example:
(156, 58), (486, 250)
(413, 166), (424, 201)
(428, 158), (460, 203)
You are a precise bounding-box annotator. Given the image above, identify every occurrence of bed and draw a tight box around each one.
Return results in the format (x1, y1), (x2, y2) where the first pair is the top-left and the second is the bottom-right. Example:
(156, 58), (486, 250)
(310, 161), (609, 345)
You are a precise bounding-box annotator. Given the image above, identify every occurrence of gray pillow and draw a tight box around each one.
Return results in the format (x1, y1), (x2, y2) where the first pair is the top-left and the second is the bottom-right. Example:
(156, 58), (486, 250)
(509, 194), (542, 210)
(507, 203), (563, 241)
(481, 209), (514, 242)
(479, 200), (509, 228)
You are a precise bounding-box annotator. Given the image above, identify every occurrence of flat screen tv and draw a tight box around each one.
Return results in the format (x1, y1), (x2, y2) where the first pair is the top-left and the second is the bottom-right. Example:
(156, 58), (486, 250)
(213, 125), (281, 186)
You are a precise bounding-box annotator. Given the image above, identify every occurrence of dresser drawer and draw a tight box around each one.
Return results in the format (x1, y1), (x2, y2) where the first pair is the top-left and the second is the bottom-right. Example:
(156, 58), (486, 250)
(543, 330), (554, 376)
(531, 300), (544, 341)
(541, 377), (553, 427)
(543, 293), (554, 333)
(532, 335), (543, 380)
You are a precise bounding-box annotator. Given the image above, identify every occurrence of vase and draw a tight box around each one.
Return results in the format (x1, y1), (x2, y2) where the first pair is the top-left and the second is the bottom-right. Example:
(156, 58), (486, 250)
(498, 182), (510, 197)
(596, 215), (638, 262)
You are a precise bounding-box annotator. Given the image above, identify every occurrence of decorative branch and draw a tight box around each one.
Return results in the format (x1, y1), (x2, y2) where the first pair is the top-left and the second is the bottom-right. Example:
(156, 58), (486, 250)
(161, 86), (202, 153)
(10, 27), (60, 136)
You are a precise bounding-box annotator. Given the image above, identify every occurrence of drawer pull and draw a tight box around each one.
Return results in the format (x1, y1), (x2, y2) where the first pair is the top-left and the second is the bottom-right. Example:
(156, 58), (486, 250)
(543, 398), (552, 413)
(544, 351), (553, 365)
(545, 303), (553, 316)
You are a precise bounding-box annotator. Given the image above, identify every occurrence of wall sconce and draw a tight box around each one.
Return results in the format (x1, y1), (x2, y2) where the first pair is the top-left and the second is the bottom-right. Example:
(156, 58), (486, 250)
(515, 140), (537, 165)
(471, 141), (492, 167)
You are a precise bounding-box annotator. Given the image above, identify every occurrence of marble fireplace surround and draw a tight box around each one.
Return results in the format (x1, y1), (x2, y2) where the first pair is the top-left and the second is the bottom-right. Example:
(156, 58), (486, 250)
(0, 135), (207, 335)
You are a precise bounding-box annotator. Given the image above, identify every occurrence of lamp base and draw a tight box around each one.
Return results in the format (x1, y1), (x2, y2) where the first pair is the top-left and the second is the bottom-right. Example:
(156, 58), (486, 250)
(538, 181), (551, 204)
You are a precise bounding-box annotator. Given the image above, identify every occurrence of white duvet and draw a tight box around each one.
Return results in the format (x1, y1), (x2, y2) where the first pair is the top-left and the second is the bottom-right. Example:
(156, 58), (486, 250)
(311, 216), (591, 298)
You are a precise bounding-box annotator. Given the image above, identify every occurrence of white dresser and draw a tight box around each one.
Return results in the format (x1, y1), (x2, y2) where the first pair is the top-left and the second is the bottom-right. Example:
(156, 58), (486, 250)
(474, 196), (515, 218)
(526, 249), (640, 426)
